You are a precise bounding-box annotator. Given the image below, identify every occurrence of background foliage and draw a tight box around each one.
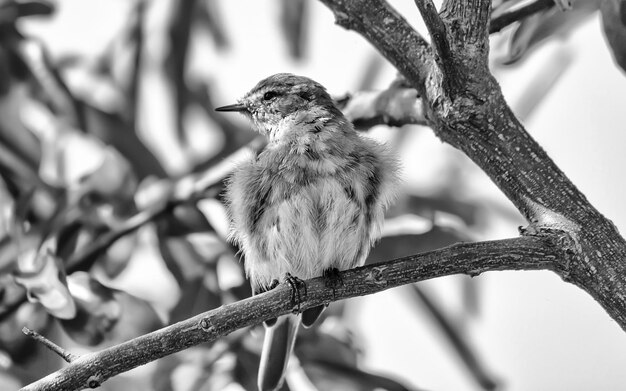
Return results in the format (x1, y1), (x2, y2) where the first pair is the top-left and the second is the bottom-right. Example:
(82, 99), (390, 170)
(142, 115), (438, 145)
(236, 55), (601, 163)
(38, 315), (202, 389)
(2, 0), (626, 390)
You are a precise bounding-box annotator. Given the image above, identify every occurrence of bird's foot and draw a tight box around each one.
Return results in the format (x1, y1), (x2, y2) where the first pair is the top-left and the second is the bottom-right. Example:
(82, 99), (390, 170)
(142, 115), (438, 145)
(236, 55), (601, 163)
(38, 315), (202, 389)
(323, 268), (343, 299)
(284, 273), (307, 313)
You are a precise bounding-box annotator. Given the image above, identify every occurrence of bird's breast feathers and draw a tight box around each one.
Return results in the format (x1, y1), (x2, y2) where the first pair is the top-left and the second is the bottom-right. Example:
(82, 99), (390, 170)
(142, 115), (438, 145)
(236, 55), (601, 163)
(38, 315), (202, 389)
(227, 134), (398, 290)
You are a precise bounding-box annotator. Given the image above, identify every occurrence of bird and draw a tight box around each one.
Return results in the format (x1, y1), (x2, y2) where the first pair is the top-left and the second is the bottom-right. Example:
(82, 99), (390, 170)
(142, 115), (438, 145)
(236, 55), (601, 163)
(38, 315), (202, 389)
(217, 73), (399, 391)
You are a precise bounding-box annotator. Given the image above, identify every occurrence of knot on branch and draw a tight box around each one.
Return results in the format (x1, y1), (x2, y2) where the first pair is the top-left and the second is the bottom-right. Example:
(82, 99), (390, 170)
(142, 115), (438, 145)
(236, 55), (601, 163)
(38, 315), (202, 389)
(86, 375), (102, 389)
(366, 265), (390, 286)
(199, 316), (218, 336)
(519, 226), (580, 282)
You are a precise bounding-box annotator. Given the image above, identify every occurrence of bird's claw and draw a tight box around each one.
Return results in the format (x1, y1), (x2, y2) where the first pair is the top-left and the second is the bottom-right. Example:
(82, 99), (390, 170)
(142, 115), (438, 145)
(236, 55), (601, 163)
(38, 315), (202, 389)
(284, 273), (306, 313)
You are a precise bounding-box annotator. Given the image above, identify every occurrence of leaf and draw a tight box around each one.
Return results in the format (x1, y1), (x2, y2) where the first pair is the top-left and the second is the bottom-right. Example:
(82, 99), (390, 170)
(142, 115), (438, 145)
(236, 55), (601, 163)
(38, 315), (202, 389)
(0, 52), (42, 168)
(0, 275), (50, 363)
(161, 204), (216, 237)
(13, 0), (54, 19)
(233, 347), (263, 391)
(61, 272), (162, 345)
(601, 0), (626, 74)
(99, 229), (137, 278)
(75, 146), (137, 201)
(367, 226), (469, 264)
(296, 322), (359, 367)
(280, 0), (308, 59)
(0, 0), (54, 26)
(83, 102), (167, 179)
(16, 39), (84, 129)
(195, 0), (228, 48)
(165, 0), (197, 142)
(157, 233), (224, 289)
(503, 0), (602, 64)
(405, 285), (500, 391)
(14, 241), (76, 320)
(169, 277), (222, 323)
(60, 272), (120, 345)
(302, 360), (417, 391)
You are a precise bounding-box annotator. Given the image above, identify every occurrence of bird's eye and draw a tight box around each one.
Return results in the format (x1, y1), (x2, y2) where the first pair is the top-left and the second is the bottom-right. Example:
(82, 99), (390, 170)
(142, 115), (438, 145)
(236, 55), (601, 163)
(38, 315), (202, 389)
(263, 91), (278, 101)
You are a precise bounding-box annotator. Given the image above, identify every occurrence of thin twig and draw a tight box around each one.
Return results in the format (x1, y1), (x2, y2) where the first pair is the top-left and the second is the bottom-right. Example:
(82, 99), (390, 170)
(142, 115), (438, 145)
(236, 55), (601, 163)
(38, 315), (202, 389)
(489, 0), (554, 33)
(22, 327), (79, 363)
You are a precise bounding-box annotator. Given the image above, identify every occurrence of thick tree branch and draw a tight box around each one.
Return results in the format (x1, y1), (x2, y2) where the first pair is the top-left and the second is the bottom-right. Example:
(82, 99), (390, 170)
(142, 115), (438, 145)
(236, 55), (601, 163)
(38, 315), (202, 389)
(319, 0), (626, 332)
(21, 235), (564, 391)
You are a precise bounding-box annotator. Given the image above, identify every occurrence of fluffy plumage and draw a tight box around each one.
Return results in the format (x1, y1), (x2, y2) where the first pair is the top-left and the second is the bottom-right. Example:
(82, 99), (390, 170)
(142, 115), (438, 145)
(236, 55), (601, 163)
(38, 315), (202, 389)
(219, 73), (399, 391)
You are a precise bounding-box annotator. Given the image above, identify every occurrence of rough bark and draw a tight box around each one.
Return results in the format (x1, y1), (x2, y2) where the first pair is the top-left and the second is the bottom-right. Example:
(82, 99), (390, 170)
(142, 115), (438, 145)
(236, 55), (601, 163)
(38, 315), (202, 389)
(319, 0), (626, 331)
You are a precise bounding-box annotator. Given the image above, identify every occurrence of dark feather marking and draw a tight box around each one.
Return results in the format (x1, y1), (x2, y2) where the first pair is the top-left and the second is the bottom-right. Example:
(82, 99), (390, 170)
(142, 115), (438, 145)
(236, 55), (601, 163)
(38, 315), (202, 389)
(250, 185), (271, 232)
(343, 185), (358, 205)
(304, 147), (320, 160)
(313, 200), (326, 237)
(364, 159), (382, 227)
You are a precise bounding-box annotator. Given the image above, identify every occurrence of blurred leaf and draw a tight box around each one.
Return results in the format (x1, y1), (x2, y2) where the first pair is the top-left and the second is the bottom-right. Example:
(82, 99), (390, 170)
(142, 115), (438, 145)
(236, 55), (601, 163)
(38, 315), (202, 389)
(401, 194), (478, 226)
(17, 40), (84, 129)
(367, 226), (469, 264)
(61, 271), (162, 346)
(75, 146), (137, 203)
(406, 285), (499, 391)
(0, 274), (50, 363)
(54, 221), (82, 261)
(60, 271), (120, 345)
(233, 346), (264, 391)
(161, 203), (215, 237)
(0, 0), (53, 29)
(196, 0), (228, 48)
(157, 233), (223, 289)
(126, 0), (146, 129)
(297, 321), (359, 367)
(4, 0), (54, 20)
(152, 353), (184, 391)
(280, 0), (308, 59)
(502, 0), (601, 64)
(14, 247), (76, 320)
(82, 103), (167, 179)
(302, 360), (416, 391)
(99, 229), (137, 278)
(188, 82), (255, 172)
(165, 0), (197, 141)
(0, 71), (42, 169)
(169, 277), (222, 323)
(601, 0), (626, 74)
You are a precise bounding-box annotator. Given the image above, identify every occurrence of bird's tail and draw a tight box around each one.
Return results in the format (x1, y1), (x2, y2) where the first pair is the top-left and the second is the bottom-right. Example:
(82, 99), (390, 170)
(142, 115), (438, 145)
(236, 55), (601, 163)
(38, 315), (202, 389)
(258, 314), (300, 391)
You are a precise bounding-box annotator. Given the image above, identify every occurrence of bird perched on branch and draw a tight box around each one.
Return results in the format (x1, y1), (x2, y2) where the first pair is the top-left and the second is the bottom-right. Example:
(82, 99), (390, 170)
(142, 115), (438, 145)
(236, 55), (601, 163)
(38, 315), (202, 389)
(217, 73), (399, 391)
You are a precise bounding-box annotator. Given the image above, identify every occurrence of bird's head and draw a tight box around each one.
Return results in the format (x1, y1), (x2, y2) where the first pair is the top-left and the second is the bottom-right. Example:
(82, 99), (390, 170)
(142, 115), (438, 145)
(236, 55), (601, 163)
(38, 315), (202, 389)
(216, 73), (342, 140)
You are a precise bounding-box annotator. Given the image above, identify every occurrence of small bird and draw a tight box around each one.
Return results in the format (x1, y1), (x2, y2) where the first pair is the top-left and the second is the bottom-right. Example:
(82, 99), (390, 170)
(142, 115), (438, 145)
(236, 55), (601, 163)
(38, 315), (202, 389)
(217, 73), (399, 391)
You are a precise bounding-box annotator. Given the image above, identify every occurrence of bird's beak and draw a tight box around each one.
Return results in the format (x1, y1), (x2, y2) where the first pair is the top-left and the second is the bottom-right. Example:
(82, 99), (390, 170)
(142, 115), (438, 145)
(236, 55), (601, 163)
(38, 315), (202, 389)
(215, 103), (248, 113)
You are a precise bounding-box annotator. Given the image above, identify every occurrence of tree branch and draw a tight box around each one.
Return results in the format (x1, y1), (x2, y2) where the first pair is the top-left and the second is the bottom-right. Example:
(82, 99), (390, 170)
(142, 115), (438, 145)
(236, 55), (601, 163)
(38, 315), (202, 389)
(319, 0), (626, 332)
(336, 87), (427, 129)
(319, 0), (433, 96)
(22, 327), (79, 364)
(413, 0), (461, 95)
(21, 235), (564, 391)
